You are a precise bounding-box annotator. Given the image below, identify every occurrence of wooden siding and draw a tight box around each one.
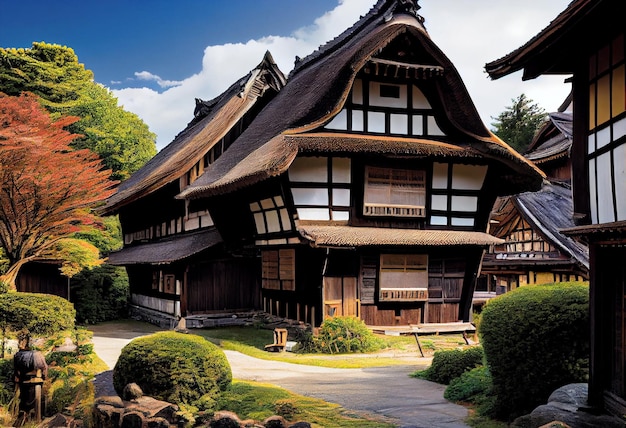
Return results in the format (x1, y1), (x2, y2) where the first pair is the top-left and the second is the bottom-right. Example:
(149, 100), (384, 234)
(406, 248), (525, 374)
(17, 262), (68, 299)
(186, 258), (260, 314)
(361, 304), (423, 326)
(425, 302), (460, 324)
(360, 255), (378, 304)
(261, 247), (326, 326)
(131, 294), (178, 316)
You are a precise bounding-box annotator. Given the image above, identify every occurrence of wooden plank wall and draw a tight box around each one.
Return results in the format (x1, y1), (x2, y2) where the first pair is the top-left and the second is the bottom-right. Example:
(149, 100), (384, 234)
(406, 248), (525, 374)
(17, 262), (68, 299)
(425, 303), (460, 324)
(361, 305), (422, 326)
(186, 258), (261, 313)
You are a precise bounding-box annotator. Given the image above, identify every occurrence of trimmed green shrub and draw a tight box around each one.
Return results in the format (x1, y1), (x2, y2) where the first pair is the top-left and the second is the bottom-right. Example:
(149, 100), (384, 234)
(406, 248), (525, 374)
(413, 346), (484, 384)
(70, 265), (129, 324)
(113, 331), (232, 411)
(296, 316), (385, 354)
(479, 282), (589, 420)
(444, 365), (492, 402)
(0, 292), (75, 356)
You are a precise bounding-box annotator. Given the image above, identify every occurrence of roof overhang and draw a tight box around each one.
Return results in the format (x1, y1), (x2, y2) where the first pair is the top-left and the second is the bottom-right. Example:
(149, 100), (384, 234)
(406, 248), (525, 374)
(297, 224), (503, 248)
(485, 0), (604, 80)
(107, 228), (222, 266)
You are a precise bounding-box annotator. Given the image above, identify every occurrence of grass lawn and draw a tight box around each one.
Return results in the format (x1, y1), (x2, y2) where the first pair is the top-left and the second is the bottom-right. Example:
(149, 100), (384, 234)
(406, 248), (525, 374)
(218, 380), (396, 427)
(194, 325), (473, 369)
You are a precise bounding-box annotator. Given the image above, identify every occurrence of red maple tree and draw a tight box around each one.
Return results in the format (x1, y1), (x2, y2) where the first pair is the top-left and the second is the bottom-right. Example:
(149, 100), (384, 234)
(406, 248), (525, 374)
(0, 92), (117, 290)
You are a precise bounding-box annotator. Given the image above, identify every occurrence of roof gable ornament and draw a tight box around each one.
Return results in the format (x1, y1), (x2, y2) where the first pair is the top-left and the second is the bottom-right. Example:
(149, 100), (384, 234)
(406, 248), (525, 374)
(386, 0), (423, 22)
(397, 0), (420, 15)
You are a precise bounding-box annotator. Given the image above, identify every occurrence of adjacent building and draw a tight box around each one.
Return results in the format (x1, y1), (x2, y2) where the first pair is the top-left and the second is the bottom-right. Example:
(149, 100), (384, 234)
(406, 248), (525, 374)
(481, 104), (589, 295)
(486, 0), (626, 416)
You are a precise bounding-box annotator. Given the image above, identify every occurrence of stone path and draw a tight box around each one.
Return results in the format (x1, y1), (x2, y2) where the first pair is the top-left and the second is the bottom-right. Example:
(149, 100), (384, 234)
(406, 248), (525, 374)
(89, 321), (470, 428)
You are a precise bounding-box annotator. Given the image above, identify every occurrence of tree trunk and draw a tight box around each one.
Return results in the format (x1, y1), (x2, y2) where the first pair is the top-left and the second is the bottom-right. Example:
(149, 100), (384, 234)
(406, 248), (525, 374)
(0, 261), (25, 292)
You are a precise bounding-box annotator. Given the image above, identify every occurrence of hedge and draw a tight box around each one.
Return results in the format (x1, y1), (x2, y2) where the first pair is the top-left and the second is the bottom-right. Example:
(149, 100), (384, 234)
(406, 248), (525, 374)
(413, 346), (484, 384)
(479, 282), (589, 420)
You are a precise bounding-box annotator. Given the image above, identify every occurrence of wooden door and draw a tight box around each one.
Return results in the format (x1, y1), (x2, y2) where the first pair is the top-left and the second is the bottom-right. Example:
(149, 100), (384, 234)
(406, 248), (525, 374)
(323, 277), (359, 319)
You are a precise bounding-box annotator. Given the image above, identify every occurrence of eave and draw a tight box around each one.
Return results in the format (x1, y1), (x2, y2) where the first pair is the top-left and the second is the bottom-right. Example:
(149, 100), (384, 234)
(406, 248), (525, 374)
(485, 0), (602, 80)
(298, 224), (503, 248)
(107, 228), (222, 266)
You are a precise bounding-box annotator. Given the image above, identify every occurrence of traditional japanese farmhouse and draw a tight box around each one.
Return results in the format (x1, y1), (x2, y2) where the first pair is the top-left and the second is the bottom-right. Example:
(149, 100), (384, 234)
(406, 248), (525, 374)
(132, 0), (544, 328)
(486, 0), (626, 417)
(101, 52), (287, 325)
(481, 104), (589, 295)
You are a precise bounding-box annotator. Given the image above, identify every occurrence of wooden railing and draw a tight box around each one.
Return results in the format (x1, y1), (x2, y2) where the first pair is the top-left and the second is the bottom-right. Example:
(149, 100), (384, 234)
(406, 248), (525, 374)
(379, 288), (428, 301)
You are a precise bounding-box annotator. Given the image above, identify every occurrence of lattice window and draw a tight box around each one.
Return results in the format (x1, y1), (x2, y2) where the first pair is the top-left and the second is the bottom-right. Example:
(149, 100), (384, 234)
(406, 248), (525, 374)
(587, 33), (626, 223)
(364, 167), (425, 217)
(250, 196), (292, 235)
(379, 254), (428, 301)
(289, 156), (351, 221)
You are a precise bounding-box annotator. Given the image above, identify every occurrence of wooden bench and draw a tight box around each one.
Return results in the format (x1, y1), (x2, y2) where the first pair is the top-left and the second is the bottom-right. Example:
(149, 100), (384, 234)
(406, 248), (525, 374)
(410, 322), (476, 357)
(373, 322), (476, 357)
(264, 328), (288, 352)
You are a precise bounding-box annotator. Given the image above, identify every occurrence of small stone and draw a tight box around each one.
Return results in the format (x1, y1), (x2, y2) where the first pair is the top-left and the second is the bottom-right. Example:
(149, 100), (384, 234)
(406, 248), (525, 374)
(123, 383), (144, 401)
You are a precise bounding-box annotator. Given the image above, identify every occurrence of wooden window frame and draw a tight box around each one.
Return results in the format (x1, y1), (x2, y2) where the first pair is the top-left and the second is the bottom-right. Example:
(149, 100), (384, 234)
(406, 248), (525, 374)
(378, 253), (428, 301)
(587, 33), (626, 224)
(323, 77), (441, 137)
(250, 196), (292, 235)
(289, 156), (352, 221)
(363, 166), (426, 218)
(262, 249), (295, 291)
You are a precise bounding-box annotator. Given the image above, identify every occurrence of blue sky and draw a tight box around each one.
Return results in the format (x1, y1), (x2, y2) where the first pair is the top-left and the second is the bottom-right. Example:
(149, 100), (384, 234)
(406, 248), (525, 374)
(1, 0), (339, 90)
(1, 0), (572, 151)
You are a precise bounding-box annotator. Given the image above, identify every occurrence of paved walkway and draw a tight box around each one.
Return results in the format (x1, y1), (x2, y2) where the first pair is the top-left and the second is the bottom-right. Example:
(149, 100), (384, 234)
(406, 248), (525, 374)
(89, 320), (470, 428)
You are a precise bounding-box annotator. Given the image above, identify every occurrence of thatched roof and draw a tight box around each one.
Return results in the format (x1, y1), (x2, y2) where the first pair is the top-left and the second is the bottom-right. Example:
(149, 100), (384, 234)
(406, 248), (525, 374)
(107, 228), (222, 265)
(485, 0), (604, 80)
(525, 112), (573, 164)
(101, 52), (286, 215)
(179, 0), (543, 200)
(298, 224), (503, 248)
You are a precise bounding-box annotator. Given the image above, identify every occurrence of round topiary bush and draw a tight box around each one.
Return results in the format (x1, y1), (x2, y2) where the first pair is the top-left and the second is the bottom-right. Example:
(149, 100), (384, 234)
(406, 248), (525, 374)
(113, 331), (232, 411)
(0, 292), (76, 348)
(479, 282), (589, 420)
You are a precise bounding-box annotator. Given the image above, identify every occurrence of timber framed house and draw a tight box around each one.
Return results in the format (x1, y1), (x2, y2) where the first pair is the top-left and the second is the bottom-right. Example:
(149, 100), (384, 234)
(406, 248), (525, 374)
(104, 0), (543, 328)
(481, 106), (589, 294)
(101, 52), (287, 325)
(486, 0), (626, 417)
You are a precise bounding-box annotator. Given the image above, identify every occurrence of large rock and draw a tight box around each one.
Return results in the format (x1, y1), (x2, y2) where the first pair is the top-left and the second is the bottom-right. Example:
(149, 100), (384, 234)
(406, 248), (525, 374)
(93, 385), (179, 428)
(512, 383), (626, 428)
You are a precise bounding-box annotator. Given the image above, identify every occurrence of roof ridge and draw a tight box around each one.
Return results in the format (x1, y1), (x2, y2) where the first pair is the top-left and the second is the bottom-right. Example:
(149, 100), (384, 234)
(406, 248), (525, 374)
(289, 0), (425, 79)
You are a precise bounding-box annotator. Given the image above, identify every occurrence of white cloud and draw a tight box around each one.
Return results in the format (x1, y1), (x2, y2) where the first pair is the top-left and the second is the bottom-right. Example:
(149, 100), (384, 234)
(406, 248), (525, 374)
(134, 71), (184, 89)
(113, 0), (572, 151)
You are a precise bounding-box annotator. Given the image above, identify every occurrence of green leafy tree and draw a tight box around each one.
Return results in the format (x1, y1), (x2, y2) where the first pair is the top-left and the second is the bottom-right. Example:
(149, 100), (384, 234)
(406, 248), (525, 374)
(0, 42), (148, 300)
(0, 42), (157, 181)
(491, 94), (547, 153)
